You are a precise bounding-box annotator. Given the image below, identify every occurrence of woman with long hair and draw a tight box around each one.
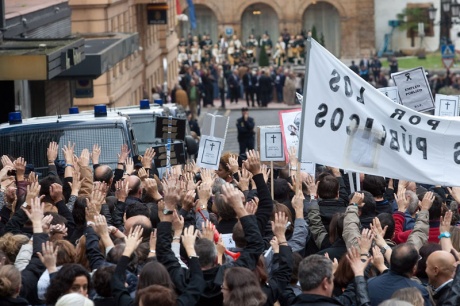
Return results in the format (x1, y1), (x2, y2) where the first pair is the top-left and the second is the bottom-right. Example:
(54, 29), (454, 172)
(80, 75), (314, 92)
(222, 267), (267, 306)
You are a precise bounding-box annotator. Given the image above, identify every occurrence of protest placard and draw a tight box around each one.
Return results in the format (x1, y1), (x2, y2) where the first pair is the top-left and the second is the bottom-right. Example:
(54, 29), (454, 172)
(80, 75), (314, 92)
(435, 94), (459, 117)
(299, 38), (460, 186)
(391, 67), (435, 112)
(279, 109), (301, 163)
(378, 86), (402, 105)
(259, 126), (285, 162)
(196, 113), (229, 170)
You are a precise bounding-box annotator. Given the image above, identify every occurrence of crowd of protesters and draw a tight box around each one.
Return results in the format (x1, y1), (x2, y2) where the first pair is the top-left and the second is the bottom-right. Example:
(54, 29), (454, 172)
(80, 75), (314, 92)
(1, 138), (460, 305)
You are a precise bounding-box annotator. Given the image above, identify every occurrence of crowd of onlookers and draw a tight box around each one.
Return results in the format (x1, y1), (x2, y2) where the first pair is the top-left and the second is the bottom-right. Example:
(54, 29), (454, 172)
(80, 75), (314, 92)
(0, 123), (460, 306)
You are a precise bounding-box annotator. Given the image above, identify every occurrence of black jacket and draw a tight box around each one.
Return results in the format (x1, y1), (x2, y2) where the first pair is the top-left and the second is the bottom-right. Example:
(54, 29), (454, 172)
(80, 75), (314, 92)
(317, 238), (347, 261)
(242, 73), (256, 90)
(262, 245), (293, 306)
(291, 293), (344, 306)
(236, 116), (255, 141)
(433, 280), (452, 306)
(0, 296), (29, 306)
(318, 199), (347, 232)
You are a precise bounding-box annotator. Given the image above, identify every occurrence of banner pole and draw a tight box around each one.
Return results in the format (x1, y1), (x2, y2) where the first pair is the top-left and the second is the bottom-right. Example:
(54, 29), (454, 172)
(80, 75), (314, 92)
(270, 161), (274, 200)
(298, 35), (313, 164)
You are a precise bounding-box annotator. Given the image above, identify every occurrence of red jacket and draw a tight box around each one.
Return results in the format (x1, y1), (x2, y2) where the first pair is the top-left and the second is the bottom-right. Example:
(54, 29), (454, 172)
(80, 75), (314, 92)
(393, 211), (440, 244)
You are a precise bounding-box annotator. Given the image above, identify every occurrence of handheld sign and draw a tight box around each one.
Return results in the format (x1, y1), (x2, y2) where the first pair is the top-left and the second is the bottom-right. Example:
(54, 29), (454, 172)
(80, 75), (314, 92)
(197, 113), (229, 170)
(435, 94), (459, 117)
(279, 109), (301, 163)
(391, 67), (435, 112)
(378, 86), (402, 105)
(259, 126), (285, 161)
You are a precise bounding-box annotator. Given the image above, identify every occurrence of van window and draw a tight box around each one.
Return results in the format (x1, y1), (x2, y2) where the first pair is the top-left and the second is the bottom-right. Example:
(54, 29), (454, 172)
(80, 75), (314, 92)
(0, 124), (127, 175)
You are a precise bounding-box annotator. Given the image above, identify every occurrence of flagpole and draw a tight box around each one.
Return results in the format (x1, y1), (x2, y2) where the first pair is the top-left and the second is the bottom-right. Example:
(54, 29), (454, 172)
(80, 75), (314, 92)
(298, 35), (312, 164)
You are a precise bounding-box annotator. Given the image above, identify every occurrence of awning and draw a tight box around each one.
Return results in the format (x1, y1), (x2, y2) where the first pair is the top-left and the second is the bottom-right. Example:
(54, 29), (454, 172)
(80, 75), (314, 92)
(57, 32), (139, 79)
(0, 37), (85, 80)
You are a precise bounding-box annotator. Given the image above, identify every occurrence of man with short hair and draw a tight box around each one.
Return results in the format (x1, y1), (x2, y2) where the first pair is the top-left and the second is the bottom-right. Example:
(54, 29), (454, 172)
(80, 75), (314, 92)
(426, 250), (456, 305)
(367, 243), (431, 305)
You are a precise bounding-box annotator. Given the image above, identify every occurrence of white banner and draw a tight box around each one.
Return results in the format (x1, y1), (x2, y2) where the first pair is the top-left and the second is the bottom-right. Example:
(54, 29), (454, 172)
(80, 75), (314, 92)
(435, 94), (459, 117)
(300, 39), (460, 186)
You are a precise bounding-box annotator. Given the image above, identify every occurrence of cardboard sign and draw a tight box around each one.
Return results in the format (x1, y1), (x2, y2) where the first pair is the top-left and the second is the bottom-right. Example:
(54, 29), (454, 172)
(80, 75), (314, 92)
(279, 109), (301, 163)
(259, 126), (285, 161)
(391, 67), (435, 112)
(378, 86), (402, 105)
(196, 113), (229, 170)
(155, 116), (186, 141)
(435, 94), (459, 117)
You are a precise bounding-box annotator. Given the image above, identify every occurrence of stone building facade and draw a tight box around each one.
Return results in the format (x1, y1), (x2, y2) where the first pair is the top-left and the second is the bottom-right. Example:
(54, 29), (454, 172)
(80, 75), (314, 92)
(179, 0), (375, 58)
(69, 0), (180, 108)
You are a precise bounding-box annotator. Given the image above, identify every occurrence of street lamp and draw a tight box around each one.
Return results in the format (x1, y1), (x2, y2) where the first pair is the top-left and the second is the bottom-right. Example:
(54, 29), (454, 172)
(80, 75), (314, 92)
(429, 0), (460, 44)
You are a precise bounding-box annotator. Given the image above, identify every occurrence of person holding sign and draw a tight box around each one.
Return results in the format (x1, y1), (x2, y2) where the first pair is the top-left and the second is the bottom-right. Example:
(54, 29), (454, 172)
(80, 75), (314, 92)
(236, 107), (255, 155)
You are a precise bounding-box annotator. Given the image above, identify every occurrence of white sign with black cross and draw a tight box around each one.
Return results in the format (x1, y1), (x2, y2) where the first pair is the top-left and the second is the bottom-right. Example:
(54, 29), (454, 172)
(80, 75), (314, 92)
(260, 126), (285, 161)
(196, 113), (229, 170)
(435, 94), (459, 117)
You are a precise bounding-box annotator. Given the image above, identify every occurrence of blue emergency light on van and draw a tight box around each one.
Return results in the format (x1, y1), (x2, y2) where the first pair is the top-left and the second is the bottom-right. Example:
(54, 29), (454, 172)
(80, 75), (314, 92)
(94, 104), (107, 117)
(69, 107), (79, 114)
(154, 99), (163, 106)
(140, 99), (150, 109)
(8, 112), (22, 125)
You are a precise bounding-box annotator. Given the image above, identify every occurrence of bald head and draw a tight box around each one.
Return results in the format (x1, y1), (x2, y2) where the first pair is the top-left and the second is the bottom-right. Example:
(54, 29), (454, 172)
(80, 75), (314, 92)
(94, 165), (113, 185)
(426, 250), (456, 288)
(124, 215), (152, 238)
(127, 175), (141, 197)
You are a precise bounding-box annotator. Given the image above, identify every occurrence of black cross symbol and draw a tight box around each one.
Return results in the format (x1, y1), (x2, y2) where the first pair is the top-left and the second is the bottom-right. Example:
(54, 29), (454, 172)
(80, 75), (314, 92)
(210, 143), (215, 151)
(405, 73), (412, 81)
(271, 135), (276, 143)
(445, 101), (451, 110)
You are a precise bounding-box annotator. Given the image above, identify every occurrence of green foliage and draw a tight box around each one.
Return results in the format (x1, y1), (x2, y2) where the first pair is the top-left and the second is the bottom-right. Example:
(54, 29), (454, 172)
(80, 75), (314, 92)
(397, 7), (430, 47)
(258, 45), (269, 67)
(311, 26), (318, 41)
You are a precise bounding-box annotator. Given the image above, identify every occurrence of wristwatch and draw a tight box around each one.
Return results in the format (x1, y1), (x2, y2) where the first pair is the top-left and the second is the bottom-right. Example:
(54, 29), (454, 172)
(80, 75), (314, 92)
(163, 208), (174, 215)
(438, 231), (452, 239)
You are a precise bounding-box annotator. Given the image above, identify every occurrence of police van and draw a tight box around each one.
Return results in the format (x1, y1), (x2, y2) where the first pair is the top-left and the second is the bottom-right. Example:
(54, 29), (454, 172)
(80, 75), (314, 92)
(0, 105), (138, 176)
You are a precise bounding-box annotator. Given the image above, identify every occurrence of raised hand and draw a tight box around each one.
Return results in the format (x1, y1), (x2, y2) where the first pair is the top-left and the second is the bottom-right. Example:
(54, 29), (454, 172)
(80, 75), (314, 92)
(138, 167), (149, 181)
(394, 187), (409, 213)
(181, 225), (198, 257)
(270, 235), (280, 253)
(93, 214), (109, 237)
(122, 225), (144, 257)
(234, 168), (251, 191)
(200, 168), (214, 186)
(201, 220), (215, 242)
(90, 188), (106, 213)
(420, 191), (435, 211)
(261, 164), (270, 183)
(37, 241), (58, 273)
(25, 181), (41, 205)
(358, 228), (374, 254)
(182, 190), (197, 212)
(288, 146), (298, 169)
(346, 247), (371, 277)
(245, 198), (258, 215)
(172, 210), (185, 237)
(440, 210), (453, 233)
(91, 144), (101, 165)
(47, 142), (59, 164)
(142, 147), (156, 169)
(115, 180), (129, 202)
(370, 217), (388, 248)
(14, 157), (27, 181)
(62, 142), (75, 164)
(349, 192), (365, 207)
(271, 211), (288, 241)
(226, 154), (239, 174)
(78, 149), (90, 168)
(242, 150), (261, 175)
(448, 187), (460, 204)
(125, 157), (134, 175)
(371, 245), (387, 273)
(68, 170), (81, 196)
(117, 144), (130, 165)
(22, 197), (44, 233)
(291, 189), (305, 218)
(49, 183), (64, 203)
(221, 183), (244, 216)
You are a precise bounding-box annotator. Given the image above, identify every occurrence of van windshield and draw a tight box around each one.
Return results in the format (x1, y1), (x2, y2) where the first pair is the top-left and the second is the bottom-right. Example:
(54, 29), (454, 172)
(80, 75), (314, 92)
(129, 117), (163, 155)
(0, 125), (127, 176)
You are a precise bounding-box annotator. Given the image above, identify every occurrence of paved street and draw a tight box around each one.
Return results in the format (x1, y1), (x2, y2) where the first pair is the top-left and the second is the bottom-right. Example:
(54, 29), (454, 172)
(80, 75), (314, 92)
(198, 99), (300, 154)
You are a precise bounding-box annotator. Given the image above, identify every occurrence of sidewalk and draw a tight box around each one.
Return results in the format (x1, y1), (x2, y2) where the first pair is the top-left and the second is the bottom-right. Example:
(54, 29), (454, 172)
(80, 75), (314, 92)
(205, 98), (301, 111)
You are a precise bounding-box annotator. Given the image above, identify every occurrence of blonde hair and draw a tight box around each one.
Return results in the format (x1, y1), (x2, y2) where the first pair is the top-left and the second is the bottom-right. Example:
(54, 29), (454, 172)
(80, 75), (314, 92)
(391, 287), (424, 306)
(0, 265), (21, 297)
(0, 233), (29, 263)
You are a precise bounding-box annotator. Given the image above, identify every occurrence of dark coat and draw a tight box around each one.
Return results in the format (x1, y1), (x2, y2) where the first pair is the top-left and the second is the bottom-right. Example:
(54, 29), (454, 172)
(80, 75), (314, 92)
(433, 280), (452, 306)
(236, 116), (255, 141)
(291, 293), (344, 306)
(0, 297), (29, 306)
(367, 271), (431, 306)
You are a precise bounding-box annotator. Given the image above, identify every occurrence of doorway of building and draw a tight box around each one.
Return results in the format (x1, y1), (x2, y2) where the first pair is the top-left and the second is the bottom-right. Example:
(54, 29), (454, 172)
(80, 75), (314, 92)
(182, 5), (218, 43)
(302, 2), (341, 57)
(241, 3), (279, 46)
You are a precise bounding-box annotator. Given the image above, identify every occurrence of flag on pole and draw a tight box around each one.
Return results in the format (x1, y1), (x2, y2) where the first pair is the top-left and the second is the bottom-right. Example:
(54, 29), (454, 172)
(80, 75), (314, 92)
(298, 38), (460, 186)
(186, 0), (196, 30)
